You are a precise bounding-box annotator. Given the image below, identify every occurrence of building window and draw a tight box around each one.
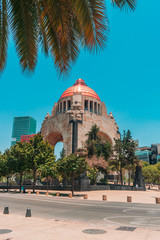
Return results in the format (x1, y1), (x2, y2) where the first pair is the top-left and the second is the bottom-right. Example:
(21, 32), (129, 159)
(94, 102), (97, 114)
(63, 101), (66, 112)
(98, 104), (100, 115)
(68, 100), (71, 110)
(60, 102), (62, 113)
(84, 100), (88, 111)
(90, 101), (93, 113)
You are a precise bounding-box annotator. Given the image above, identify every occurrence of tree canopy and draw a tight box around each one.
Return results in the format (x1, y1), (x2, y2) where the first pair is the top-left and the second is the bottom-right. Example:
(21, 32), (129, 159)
(28, 133), (55, 192)
(10, 141), (30, 192)
(85, 124), (112, 162)
(110, 130), (137, 185)
(57, 153), (88, 195)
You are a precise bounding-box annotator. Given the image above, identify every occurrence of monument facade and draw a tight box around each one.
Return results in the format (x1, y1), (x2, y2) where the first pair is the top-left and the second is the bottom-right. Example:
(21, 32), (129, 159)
(41, 79), (119, 154)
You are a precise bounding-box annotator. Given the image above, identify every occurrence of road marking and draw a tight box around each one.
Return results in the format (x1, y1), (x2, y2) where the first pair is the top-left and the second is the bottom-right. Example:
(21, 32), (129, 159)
(123, 208), (160, 214)
(103, 215), (160, 229)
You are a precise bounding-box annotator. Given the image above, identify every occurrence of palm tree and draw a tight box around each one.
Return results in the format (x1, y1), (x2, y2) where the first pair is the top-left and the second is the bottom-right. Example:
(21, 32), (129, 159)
(0, 0), (136, 75)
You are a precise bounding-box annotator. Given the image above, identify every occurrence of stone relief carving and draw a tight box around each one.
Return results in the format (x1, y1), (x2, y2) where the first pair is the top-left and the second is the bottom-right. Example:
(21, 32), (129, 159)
(67, 101), (84, 121)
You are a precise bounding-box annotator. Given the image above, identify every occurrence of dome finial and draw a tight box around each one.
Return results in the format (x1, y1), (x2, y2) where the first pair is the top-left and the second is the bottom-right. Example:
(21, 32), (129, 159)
(74, 78), (87, 86)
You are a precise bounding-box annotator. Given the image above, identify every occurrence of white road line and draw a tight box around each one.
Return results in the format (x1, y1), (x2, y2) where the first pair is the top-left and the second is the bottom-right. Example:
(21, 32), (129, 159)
(103, 215), (160, 229)
(123, 208), (160, 214)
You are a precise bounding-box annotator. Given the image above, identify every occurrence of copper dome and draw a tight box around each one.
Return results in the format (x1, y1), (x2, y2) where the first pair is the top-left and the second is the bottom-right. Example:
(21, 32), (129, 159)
(60, 79), (100, 101)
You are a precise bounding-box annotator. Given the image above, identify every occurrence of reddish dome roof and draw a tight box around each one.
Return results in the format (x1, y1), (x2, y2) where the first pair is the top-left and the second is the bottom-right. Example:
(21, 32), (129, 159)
(60, 79), (100, 101)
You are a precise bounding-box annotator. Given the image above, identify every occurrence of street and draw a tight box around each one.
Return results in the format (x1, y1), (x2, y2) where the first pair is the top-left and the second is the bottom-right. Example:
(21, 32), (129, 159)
(0, 193), (160, 230)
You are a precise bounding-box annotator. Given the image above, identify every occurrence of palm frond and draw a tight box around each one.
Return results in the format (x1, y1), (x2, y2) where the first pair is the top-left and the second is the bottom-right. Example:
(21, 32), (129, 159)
(71, 0), (108, 52)
(111, 0), (136, 11)
(9, 0), (38, 73)
(36, 1), (49, 56)
(88, 0), (108, 52)
(40, 0), (80, 75)
(0, 0), (8, 72)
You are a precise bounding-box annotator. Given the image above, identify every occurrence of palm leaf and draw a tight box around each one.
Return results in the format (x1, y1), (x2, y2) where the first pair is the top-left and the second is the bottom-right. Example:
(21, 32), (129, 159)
(88, 0), (108, 52)
(111, 0), (136, 11)
(36, 1), (49, 56)
(9, 0), (38, 73)
(40, 0), (80, 75)
(0, 0), (8, 72)
(71, 0), (95, 50)
(71, 0), (108, 52)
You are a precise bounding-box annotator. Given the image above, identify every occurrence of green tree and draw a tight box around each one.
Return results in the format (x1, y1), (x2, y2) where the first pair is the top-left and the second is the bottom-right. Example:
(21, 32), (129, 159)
(85, 124), (112, 183)
(141, 161), (150, 167)
(57, 153), (88, 195)
(155, 162), (160, 186)
(1, 149), (14, 192)
(10, 141), (30, 192)
(86, 124), (112, 160)
(0, 152), (5, 179)
(110, 136), (125, 185)
(111, 130), (137, 185)
(142, 165), (158, 184)
(88, 166), (99, 185)
(0, 0), (135, 75)
(123, 130), (137, 185)
(59, 148), (66, 159)
(39, 156), (57, 191)
(28, 133), (55, 193)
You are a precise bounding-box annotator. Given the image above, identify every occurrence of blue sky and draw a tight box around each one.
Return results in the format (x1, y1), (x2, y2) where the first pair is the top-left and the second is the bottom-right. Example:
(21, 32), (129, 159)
(0, 0), (160, 156)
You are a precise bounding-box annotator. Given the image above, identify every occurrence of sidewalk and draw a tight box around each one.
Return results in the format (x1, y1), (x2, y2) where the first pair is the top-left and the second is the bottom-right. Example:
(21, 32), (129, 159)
(36, 189), (160, 204)
(0, 213), (160, 240)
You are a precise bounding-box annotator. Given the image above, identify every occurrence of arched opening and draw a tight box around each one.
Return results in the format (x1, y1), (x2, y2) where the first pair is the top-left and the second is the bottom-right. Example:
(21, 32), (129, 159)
(54, 142), (64, 160)
(98, 131), (113, 145)
(47, 132), (63, 146)
(46, 132), (64, 160)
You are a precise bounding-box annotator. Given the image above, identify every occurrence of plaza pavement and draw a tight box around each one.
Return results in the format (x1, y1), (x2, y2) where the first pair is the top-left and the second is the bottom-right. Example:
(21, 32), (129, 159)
(37, 188), (160, 204)
(0, 189), (160, 240)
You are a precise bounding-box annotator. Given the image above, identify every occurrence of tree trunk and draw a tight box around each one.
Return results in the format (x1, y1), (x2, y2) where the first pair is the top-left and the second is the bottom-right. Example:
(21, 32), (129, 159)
(47, 176), (49, 192)
(33, 170), (36, 193)
(19, 173), (23, 193)
(120, 165), (123, 185)
(71, 176), (75, 196)
(104, 171), (108, 184)
(128, 169), (131, 186)
(7, 177), (9, 192)
(117, 175), (119, 185)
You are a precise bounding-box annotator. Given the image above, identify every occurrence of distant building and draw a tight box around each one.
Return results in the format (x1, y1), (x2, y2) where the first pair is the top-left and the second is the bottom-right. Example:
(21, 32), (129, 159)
(135, 144), (160, 164)
(150, 144), (158, 165)
(20, 134), (35, 143)
(11, 116), (36, 146)
(155, 143), (160, 155)
(135, 147), (151, 163)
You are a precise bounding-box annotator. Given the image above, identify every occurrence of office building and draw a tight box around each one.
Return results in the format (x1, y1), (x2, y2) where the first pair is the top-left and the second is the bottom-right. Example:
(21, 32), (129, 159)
(135, 147), (151, 163)
(11, 116), (36, 146)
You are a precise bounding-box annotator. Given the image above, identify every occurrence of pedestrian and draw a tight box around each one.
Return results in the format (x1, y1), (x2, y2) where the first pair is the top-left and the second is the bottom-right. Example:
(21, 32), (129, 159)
(21, 185), (24, 193)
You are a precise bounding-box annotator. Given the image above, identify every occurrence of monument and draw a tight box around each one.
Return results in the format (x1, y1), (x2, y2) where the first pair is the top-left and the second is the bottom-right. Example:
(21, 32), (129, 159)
(41, 78), (120, 155)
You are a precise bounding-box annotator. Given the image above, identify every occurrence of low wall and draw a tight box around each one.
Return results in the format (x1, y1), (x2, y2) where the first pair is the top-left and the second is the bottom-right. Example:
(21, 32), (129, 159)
(90, 184), (146, 191)
(0, 184), (146, 191)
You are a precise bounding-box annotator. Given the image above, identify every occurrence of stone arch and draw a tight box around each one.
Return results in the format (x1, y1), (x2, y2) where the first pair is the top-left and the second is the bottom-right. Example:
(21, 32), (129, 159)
(46, 132), (63, 147)
(98, 131), (113, 145)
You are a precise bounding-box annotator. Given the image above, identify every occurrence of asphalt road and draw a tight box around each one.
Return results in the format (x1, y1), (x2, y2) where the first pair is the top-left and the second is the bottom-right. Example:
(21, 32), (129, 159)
(0, 193), (160, 230)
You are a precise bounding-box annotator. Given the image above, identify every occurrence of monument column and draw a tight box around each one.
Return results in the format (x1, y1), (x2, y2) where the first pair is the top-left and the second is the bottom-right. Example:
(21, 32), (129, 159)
(67, 100), (84, 153)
